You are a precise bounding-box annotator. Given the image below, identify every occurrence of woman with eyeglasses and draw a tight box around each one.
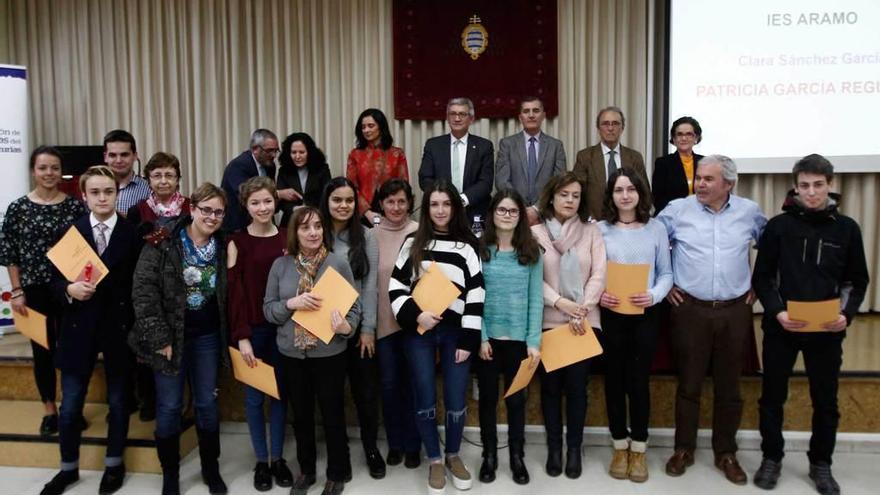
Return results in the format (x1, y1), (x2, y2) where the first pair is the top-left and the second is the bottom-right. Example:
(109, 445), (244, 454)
(476, 189), (543, 485)
(531, 171), (606, 480)
(130, 183), (231, 495)
(276, 132), (332, 228)
(651, 116), (704, 215)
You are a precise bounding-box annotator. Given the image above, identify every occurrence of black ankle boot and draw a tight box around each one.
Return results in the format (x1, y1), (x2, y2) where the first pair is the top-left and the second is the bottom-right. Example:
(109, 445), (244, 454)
(565, 446), (582, 479)
(546, 447), (563, 477)
(155, 434), (180, 495)
(510, 442), (529, 485)
(197, 428), (228, 494)
(479, 449), (497, 483)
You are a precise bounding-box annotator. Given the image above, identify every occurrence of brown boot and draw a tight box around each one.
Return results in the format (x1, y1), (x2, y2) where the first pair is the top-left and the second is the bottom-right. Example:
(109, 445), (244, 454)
(609, 448), (629, 479)
(715, 453), (747, 485)
(628, 451), (648, 482)
(665, 449), (694, 476)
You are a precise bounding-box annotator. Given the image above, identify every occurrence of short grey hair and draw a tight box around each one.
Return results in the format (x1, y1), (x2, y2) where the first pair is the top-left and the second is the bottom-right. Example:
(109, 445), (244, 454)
(249, 128), (278, 148)
(698, 154), (738, 185)
(447, 97), (475, 117)
(595, 106), (625, 128)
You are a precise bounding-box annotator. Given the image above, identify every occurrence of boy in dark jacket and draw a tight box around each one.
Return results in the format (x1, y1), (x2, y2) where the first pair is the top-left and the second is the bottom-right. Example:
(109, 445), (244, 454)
(751, 154), (869, 495)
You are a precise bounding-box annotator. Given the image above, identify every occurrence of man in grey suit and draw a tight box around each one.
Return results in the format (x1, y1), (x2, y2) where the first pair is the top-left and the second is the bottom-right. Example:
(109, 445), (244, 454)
(573, 106), (648, 221)
(495, 96), (567, 225)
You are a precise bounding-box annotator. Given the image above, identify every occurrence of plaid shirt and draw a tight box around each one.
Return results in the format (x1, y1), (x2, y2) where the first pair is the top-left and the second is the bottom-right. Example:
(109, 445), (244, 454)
(116, 175), (151, 216)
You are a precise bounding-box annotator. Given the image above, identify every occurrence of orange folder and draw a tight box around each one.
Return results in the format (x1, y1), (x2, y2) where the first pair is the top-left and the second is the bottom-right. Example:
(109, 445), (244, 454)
(229, 347), (280, 400)
(13, 307), (49, 350)
(605, 261), (650, 315)
(46, 226), (109, 285)
(292, 266), (359, 344)
(412, 262), (461, 334)
(787, 299), (841, 332)
(503, 357), (539, 398)
(540, 324), (603, 372)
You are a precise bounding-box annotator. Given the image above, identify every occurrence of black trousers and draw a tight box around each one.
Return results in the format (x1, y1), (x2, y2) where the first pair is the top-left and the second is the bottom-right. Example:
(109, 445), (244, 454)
(599, 307), (658, 443)
(759, 327), (843, 465)
(477, 339), (528, 451)
(540, 328), (594, 450)
(344, 331), (380, 451)
(282, 352), (350, 482)
(23, 284), (59, 404)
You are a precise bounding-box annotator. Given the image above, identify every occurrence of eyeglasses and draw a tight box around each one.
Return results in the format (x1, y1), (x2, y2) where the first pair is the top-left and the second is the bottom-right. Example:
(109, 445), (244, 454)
(149, 172), (178, 181)
(599, 121), (622, 128)
(675, 131), (696, 139)
(195, 205), (226, 218)
(259, 146), (281, 156)
(447, 111), (471, 120)
(494, 206), (520, 217)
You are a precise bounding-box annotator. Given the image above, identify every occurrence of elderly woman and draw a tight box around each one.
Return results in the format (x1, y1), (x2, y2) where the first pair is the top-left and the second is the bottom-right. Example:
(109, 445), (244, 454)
(651, 116), (704, 215)
(127, 152), (191, 235)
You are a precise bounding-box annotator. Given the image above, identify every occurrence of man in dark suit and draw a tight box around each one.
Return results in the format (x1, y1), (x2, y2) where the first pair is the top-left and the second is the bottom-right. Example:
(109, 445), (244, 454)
(220, 128), (279, 232)
(495, 96), (567, 225)
(418, 97), (494, 222)
(573, 106), (648, 221)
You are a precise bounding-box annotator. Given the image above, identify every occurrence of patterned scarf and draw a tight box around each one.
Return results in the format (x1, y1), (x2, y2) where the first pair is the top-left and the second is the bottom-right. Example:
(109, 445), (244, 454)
(292, 245), (329, 350)
(147, 190), (186, 218)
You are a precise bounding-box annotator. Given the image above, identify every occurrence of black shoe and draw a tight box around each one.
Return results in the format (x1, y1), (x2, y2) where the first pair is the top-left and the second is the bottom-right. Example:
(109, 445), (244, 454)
(197, 428), (228, 494)
(809, 462), (840, 495)
(155, 433), (180, 495)
(510, 451), (530, 485)
(479, 451), (497, 483)
(271, 458), (293, 487)
(565, 447), (582, 479)
(79, 416), (88, 431)
(253, 462), (272, 492)
(139, 404), (156, 422)
(404, 450), (421, 469)
(40, 469), (79, 495)
(754, 458), (782, 490)
(40, 414), (59, 437)
(99, 464), (126, 494)
(344, 463), (353, 482)
(386, 448), (403, 466)
(546, 448), (562, 477)
(291, 473), (317, 495)
(321, 480), (344, 495)
(365, 448), (387, 479)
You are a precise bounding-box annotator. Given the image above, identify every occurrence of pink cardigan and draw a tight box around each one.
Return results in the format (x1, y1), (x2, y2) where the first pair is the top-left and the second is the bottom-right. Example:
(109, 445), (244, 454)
(531, 218), (607, 330)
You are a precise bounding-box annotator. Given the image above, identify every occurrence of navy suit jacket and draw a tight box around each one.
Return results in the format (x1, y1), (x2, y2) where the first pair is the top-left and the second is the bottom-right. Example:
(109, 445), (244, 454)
(418, 133), (494, 219)
(50, 215), (140, 375)
(221, 150), (276, 232)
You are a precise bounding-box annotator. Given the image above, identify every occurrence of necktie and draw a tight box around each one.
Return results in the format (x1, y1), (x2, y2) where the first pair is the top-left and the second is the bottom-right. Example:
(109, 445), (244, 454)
(452, 140), (463, 192)
(607, 149), (617, 180)
(95, 223), (109, 255)
(528, 137), (538, 203)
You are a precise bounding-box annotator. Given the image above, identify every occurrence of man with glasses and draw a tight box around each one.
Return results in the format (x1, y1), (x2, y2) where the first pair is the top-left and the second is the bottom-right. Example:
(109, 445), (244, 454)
(221, 128), (279, 232)
(418, 97), (494, 221)
(573, 106), (648, 221)
(495, 96), (567, 225)
(104, 129), (150, 216)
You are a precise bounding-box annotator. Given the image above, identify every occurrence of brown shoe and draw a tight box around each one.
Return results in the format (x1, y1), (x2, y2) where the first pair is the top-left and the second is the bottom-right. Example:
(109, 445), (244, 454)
(628, 451), (648, 483)
(609, 448), (629, 479)
(665, 449), (694, 477)
(428, 462), (446, 494)
(715, 453), (747, 485)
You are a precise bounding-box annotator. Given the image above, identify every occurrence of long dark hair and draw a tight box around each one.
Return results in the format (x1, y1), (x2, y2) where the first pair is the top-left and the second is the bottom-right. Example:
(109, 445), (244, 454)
(480, 189), (540, 265)
(409, 180), (477, 276)
(602, 168), (652, 223)
(279, 132), (327, 173)
(319, 177), (369, 279)
(354, 108), (393, 150)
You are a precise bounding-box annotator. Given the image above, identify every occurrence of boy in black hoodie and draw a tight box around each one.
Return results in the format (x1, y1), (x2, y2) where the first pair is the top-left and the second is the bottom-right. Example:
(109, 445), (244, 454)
(751, 154), (869, 495)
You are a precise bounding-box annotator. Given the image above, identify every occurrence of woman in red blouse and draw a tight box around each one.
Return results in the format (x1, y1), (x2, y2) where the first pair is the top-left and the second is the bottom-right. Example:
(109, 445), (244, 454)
(346, 108), (409, 225)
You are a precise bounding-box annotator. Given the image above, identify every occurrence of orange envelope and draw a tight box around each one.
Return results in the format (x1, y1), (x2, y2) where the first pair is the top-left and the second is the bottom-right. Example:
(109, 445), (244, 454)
(46, 226), (109, 285)
(292, 266), (359, 344)
(540, 324), (603, 372)
(412, 262), (461, 334)
(605, 261), (650, 315)
(13, 307), (49, 350)
(787, 299), (841, 332)
(503, 357), (539, 398)
(229, 347), (280, 400)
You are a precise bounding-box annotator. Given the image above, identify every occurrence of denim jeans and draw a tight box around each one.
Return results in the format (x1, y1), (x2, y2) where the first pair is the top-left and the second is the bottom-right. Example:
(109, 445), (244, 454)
(243, 323), (287, 462)
(404, 325), (472, 461)
(59, 365), (129, 469)
(376, 331), (420, 454)
(154, 332), (220, 438)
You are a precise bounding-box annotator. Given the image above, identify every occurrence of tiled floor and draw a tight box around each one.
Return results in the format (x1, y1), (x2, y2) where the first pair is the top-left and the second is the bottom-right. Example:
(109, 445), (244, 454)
(3, 430), (878, 494)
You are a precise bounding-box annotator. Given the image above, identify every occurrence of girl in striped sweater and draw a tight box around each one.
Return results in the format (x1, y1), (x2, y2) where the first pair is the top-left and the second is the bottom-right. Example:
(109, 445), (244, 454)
(389, 180), (484, 495)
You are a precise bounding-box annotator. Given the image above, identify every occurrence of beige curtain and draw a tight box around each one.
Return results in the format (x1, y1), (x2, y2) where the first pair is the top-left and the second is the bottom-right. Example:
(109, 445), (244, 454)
(3, 0), (876, 310)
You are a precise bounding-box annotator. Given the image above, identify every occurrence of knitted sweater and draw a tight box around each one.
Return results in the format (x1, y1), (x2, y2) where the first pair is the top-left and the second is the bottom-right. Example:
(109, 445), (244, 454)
(373, 218), (419, 339)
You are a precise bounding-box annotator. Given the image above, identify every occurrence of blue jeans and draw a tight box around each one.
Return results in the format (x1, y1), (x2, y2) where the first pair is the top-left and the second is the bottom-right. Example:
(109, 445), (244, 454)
(154, 332), (220, 437)
(59, 366), (129, 469)
(377, 331), (420, 454)
(404, 325), (472, 461)
(243, 323), (287, 462)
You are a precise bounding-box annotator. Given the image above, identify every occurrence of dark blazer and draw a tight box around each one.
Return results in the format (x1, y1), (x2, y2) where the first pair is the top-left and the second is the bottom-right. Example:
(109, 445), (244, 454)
(221, 150), (277, 232)
(495, 131), (567, 205)
(572, 143), (647, 221)
(652, 151), (704, 215)
(50, 215), (141, 376)
(276, 162), (331, 228)
(418, 133), (495, 219)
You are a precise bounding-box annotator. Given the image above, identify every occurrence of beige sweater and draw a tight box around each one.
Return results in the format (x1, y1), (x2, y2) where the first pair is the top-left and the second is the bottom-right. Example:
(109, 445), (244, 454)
(374, 218), (419, 339)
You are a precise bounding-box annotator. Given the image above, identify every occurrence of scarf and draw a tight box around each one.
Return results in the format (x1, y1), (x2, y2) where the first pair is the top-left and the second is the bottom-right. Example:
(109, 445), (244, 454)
(546, 216), (585, 304)
(292, 245), (329, 350)
(147, 190), (186, 218)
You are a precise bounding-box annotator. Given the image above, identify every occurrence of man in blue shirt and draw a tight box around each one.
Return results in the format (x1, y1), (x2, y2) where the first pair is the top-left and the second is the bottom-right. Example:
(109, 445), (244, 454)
(657, 155), (767, 485)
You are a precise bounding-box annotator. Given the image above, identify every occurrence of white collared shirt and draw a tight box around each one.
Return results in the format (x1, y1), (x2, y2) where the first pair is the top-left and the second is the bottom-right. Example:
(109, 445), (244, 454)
(251, 153), (267, 177)
(90, 211), (118, 242)
(600, 141), (623, 183)
(450, 133), (470, 205)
